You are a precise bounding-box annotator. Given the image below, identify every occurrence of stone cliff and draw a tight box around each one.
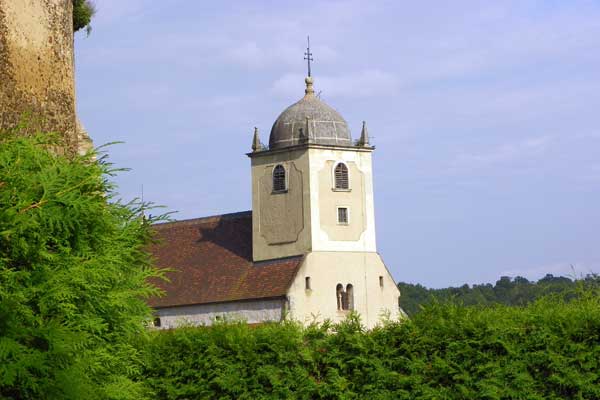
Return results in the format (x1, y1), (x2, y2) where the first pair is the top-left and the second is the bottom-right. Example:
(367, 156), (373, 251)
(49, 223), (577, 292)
(0, 0), (92, 154)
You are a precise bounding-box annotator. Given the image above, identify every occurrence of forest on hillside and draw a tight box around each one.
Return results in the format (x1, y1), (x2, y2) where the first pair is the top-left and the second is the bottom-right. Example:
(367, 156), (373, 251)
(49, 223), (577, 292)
(398, 273), (600, 316)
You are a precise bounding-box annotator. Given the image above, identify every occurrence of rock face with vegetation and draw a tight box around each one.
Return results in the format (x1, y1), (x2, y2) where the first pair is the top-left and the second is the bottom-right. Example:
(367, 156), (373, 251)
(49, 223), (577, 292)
(0, 0), (93, 154)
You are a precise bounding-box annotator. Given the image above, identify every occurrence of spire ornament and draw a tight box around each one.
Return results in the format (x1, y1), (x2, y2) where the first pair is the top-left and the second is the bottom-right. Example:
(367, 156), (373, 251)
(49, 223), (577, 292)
(304, 35), (313, 77)
(252, 127), (264, 152)
(304, 76), (315, 96)
(357, 121), (370, 147)
(303, 36), (315, 96)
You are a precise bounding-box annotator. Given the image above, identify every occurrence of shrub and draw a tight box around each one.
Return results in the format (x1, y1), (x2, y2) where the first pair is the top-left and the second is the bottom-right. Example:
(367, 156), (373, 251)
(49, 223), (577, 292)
(144, 293), (600, 399)
(0, 133), (164, 399)
(73, 0), (95, 34)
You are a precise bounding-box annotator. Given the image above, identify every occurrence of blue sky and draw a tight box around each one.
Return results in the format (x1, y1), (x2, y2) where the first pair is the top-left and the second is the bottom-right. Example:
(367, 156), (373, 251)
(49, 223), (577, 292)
(74, 0), (600, 288)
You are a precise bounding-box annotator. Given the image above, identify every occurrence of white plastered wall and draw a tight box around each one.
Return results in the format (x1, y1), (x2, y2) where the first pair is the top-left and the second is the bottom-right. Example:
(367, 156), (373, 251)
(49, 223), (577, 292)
(286, 252), (401, 329)
(307, 148), (377, 253)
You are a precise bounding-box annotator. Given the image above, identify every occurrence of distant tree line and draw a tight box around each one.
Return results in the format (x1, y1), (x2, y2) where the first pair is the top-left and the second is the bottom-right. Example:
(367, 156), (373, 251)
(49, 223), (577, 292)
(398, 273), (600, 316)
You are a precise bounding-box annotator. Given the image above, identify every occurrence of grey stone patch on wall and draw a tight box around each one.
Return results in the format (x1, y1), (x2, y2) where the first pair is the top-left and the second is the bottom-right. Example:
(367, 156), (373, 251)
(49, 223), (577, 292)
(154, 298), (286, 329)
(259, 162), (305, 244)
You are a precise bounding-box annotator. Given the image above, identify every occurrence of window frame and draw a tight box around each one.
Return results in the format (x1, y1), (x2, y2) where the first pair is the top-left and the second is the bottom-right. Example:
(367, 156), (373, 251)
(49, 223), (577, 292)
(272, 164), (288, 193)
(332, 161), (351, 191)
(336, 206), (350, 225)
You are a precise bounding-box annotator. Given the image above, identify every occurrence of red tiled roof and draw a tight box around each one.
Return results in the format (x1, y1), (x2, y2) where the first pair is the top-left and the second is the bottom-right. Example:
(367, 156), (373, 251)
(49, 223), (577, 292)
(147, 211), (304, 308)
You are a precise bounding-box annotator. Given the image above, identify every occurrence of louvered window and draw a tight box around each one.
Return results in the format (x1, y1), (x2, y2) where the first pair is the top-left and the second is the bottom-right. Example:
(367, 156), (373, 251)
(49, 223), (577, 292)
(337, 207), (349, 224)
(334, 163), (349, 190)
(273, 164), (286, 192)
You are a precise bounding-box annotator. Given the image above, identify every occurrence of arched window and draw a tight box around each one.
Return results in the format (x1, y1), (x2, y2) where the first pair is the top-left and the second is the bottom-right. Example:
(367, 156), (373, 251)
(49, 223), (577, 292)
(305, 276), (311, 290)
(336, 284), (344, 310)
(273, 164), (286, 192)
(336, 283), (354, 311)
(334, 162), (349, 190)
(346, 284), (354, 311)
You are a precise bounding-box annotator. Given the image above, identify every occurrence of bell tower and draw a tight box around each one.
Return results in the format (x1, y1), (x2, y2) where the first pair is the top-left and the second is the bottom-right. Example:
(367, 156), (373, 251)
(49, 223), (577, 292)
(248, 76), (377, 262)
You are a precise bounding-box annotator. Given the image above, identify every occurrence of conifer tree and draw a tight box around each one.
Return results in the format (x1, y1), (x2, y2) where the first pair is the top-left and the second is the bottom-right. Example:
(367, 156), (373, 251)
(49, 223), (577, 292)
(0, 133), (164, 399)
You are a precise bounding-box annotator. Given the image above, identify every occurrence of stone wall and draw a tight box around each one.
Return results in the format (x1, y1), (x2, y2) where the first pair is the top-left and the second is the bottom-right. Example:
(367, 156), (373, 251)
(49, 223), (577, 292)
(0, 0), (91, 153)
(154, 298), (286, 329)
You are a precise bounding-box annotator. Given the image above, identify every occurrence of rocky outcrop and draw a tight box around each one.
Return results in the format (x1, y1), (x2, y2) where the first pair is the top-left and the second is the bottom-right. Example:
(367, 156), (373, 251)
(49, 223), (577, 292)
(0, 0), (92, 154)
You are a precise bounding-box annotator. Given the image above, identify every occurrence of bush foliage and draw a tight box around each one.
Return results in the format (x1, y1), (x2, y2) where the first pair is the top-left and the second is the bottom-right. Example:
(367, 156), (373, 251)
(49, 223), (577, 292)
(73, 0), (95, 34)
(0, 134), (163, 399)
(144, 292), (600, 399)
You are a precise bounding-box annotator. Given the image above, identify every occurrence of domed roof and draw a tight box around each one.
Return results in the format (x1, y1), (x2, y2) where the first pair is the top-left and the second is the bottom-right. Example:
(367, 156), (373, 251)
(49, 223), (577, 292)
(269, 77), (352, 149)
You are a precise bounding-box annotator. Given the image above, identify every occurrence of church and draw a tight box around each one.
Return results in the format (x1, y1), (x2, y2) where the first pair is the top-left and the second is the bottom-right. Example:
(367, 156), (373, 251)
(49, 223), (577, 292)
(148, 71), (402, 329)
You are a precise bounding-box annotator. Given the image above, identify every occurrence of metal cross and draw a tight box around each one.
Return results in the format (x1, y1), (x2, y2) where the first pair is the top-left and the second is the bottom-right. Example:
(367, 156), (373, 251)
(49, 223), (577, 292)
(304, 36), (313, 77)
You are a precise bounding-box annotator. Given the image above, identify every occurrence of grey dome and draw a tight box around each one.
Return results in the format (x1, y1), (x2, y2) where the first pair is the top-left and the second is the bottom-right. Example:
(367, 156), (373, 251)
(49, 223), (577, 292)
(269, 77), (352, 149)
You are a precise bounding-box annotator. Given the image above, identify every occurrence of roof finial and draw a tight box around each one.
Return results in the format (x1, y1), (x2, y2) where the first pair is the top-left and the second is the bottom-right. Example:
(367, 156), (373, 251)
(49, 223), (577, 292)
(252, 127), (263, 152)
(304, 35), (313, 77)
(303, 36), (315, 96)
(358, 121), (370, 146)
(305, 76), (314, 96)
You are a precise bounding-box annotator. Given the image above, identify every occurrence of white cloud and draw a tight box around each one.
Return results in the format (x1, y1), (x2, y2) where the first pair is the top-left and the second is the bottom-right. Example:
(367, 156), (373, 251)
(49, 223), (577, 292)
(92, 0), (147, 25)
(223, 40), (338, 71)
(499, 262), (598, 281)
(271, 70), (400, 99)
(452, 136), (551, 169)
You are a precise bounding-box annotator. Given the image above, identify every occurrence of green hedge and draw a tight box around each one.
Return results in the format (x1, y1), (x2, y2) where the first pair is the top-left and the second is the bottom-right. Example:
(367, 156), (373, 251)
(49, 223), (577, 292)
(143, 292), (600, 399)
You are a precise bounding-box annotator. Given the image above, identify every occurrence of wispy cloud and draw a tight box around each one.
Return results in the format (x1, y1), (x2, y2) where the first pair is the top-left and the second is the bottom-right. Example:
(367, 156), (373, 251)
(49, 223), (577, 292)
(92, 0), (147, 25)
(224, 41), (337, 70)
(452, 136), (551, 170)
(499, 262), (598, 281)
(271, 70), (400, 99)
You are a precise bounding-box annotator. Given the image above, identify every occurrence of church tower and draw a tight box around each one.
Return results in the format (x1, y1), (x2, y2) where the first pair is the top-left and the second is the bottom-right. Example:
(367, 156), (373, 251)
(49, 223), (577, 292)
(249, 71), (401, 327)
(249, 76), (377, 261)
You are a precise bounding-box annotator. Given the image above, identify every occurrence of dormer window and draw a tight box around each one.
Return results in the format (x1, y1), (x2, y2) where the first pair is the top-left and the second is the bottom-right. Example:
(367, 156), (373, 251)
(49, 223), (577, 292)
(273, 164), (287, 192)
(334, 162), (349, 190)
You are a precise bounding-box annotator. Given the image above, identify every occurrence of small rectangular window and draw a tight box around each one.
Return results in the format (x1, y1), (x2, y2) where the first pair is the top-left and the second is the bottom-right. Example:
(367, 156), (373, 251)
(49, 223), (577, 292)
(305, 276), (311, 290)
(337, 207), (349, 224)
(153, 317), (161, 327)
(379, 276), (384, 288)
